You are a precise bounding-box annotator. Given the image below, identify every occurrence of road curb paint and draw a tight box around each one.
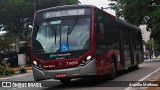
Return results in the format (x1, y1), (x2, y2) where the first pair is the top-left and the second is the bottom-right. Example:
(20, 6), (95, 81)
(124, 67), (160, 90)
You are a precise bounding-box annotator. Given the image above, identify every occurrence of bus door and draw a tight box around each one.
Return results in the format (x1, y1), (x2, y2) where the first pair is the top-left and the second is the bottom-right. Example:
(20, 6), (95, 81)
(119, 26), (125, 67)
(121, 29), (132, 67)
(95, 20), (106, 75)
(129, 30), (134, 65)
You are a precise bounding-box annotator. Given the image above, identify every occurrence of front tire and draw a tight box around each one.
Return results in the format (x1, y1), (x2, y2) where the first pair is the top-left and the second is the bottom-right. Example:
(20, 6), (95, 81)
(134, 56), (139, 70)
(60, 78), (71, 84)
(109, 58), (117, 79)
(34, 78), (41, 81)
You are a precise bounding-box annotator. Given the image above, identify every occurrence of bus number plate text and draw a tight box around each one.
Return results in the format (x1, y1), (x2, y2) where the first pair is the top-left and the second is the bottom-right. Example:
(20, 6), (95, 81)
(66, 61), (78, 66)
(56, 73), (67, 78)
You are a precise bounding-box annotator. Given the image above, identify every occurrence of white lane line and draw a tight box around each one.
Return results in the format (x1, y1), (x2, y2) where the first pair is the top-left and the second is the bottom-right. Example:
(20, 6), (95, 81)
(124, 67), (160, 90)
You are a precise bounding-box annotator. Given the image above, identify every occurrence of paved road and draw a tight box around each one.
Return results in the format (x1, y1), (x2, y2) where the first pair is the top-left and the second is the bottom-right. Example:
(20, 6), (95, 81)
(1, 59), (160, 90)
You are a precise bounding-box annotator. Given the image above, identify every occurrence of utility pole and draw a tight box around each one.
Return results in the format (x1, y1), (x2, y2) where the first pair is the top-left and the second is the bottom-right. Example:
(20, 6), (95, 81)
(152, 38), (155, 59)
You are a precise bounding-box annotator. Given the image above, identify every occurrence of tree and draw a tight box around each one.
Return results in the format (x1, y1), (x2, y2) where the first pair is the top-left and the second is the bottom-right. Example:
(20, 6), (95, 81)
(150, 8), (160, 44)
(0, 0), (79, 51)
(108, 0), (123, 18)
(109, 0), (160, 46)
(0, 33), (13, 51)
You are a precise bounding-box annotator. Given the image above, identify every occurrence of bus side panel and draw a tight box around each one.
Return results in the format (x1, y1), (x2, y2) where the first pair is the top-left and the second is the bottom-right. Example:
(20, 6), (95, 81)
(94, 7), (120, 75)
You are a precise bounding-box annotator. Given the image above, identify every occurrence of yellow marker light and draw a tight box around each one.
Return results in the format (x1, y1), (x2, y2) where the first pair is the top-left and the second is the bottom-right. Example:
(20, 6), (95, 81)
(33, 60), (37, 65)
(87, 55), (91, 60)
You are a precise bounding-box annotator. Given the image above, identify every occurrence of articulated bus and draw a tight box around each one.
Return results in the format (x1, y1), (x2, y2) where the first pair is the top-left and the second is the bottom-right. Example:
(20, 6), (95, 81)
(24, 5), (144, 83)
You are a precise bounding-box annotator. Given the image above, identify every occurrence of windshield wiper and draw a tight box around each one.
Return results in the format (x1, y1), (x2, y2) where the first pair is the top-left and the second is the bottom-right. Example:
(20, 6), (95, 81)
(67, 16), (78, 43)
(67, 16), (78, 35)
(48, 23), (57, 44)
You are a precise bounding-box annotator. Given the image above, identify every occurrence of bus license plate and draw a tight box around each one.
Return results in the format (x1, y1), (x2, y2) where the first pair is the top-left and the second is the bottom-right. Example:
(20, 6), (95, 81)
(56, 73), (67, 78)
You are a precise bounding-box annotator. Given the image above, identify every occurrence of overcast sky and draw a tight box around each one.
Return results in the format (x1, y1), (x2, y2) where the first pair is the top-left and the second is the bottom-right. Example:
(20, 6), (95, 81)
(79, 0), (115, 15)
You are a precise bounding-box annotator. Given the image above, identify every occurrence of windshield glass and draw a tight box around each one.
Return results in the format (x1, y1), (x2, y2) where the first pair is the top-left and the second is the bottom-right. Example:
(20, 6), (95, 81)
(34, 17), (91, 54)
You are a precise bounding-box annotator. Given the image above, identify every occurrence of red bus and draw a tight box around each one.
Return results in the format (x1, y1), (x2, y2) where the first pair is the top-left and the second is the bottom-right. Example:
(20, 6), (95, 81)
(24, 5), (144, 83)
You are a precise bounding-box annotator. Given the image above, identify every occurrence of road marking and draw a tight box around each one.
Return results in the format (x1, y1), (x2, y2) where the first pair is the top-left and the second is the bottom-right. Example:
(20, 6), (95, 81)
(124, 67), (160, 90)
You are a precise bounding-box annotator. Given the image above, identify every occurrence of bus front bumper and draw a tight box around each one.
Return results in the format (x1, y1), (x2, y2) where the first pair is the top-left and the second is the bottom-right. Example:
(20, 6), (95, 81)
(32, 59), (97, 80)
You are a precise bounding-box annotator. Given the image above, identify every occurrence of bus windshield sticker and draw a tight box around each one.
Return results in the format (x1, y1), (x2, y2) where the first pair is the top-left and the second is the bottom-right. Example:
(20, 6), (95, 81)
(50, 54), (54, 58)
(61, 43), (70, 52)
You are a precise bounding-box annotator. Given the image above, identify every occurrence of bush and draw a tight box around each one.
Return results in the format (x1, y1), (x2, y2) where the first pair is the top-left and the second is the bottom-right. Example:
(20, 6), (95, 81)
(3, 63), (10, 76)
(0, 65), (5, 75)
(19, 65), (27, 73)
(3, 69), (10, 76)
(10, 69), (15, 74)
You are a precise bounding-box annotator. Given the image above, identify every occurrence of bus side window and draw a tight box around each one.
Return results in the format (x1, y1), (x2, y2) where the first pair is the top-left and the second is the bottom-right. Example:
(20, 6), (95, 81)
(99, 23), (104, 40)
(95, 21), (100, 42)
(95, 19), (104, 42)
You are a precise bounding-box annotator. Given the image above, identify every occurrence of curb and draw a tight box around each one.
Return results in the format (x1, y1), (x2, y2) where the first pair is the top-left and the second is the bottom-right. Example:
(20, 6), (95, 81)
(0, 70), (32, 80)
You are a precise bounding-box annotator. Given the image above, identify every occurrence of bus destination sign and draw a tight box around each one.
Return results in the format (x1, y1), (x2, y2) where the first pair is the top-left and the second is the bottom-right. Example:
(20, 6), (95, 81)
(43, 9), (90, 19)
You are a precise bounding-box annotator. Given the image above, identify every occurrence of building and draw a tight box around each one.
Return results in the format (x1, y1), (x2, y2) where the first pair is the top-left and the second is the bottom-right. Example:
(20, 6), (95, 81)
(139, 25), (152, 58)
(139, 25), (151, 42)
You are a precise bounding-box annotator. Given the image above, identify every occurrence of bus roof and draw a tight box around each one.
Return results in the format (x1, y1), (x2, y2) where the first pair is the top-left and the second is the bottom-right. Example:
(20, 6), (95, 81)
(36, 5), (93, 13)
(116, 18), (141, 31)
(36, 5), (141, 31)
(92, 6), (140, 31)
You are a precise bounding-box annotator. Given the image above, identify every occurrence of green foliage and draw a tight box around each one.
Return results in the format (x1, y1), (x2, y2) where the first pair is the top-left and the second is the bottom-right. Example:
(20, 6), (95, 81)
(3, 69), (10, 76)
(19, 65), (26, 73)
(0, 65), (5, 75)
(0, 33), (14, 51)
(144, 40), (160, 57)
(4, 63), (10, 75)
(109, 0), (160, 48)
(123, 0), (150, 26)
(150, 9), (160, 43)
(10, 69), (15, 74)
(0, 63), (15, 76)
(108, 0), (123, 18)
(3, 63), (11, 76)
(0, 0), (79, 51)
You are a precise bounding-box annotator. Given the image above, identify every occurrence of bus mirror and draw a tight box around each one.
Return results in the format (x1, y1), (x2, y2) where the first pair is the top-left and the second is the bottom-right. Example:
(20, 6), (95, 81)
(23, 18), (31, 36)
(23, 23), (29, 36)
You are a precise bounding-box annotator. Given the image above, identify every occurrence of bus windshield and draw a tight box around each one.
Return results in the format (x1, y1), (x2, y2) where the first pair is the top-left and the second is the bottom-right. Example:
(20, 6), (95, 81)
(34, 17), (91, 54)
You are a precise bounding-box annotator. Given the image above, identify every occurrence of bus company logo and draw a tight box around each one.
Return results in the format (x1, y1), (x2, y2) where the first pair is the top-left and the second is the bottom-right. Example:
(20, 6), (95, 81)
(59, 62), (62, 66)
(50, 54), (54, 58)
(2, 82), (11, 87)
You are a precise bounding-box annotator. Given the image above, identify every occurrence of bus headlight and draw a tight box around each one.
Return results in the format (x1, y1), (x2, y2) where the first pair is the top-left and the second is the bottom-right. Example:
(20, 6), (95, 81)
(33, 60), (37, 65)
(33, 60), (42, 70)
(87, 55), (92, 60)
(80, 55), (93, 66)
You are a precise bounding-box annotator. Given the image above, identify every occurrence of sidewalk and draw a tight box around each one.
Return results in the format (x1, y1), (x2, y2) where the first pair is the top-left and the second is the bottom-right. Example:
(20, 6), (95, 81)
(11, 66), (32, 71)
(130, 68), (160, 90)
(0, 66), (33, 80)
(130, 58), (160, 90)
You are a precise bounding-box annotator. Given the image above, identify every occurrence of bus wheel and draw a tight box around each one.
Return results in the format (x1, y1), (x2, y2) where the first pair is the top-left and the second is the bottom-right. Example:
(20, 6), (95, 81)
(33, 76), (42, 81)
(34, 78), (41, 81)
(134, 56), (139, 70)
(60, 78), (71, 84)
(109, 59), (117, 79)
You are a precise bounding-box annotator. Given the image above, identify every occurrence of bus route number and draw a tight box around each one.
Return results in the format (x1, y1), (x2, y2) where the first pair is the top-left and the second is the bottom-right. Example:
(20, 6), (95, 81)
(66, 61), (78, 66)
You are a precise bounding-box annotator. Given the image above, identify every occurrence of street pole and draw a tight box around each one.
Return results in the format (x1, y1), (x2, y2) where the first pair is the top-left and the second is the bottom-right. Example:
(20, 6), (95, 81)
(152, 38), (155, 59)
